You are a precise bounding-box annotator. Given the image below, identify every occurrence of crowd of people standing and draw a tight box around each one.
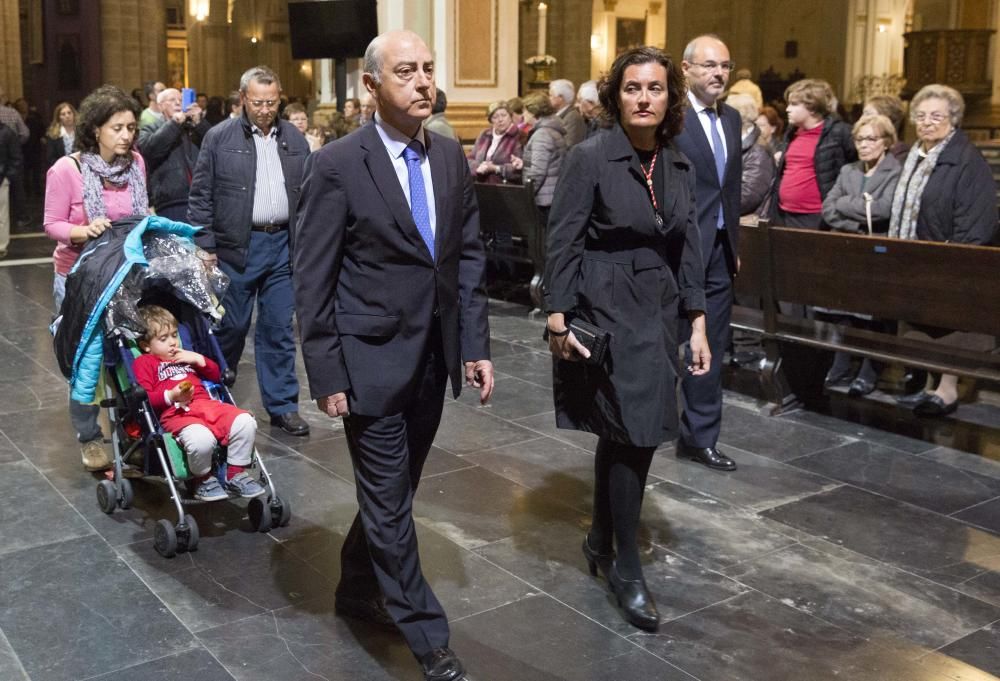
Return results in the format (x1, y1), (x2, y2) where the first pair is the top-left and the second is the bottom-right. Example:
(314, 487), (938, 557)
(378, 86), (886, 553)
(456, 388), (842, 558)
(8, 24), (997, 681)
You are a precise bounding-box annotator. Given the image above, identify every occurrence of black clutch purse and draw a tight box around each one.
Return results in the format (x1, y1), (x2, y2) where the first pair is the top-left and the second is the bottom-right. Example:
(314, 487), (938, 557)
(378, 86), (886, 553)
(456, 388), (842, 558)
(568, 318), (612, 365)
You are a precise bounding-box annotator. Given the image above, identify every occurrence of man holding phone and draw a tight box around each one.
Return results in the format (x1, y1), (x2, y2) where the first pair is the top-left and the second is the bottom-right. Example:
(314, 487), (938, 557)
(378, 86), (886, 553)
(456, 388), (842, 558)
(137, 88), (210, 221)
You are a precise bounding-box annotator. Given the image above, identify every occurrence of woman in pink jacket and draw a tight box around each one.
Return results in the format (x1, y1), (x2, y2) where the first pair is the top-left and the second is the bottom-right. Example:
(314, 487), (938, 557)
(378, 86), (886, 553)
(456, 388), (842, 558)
(44, 85), (149, 472)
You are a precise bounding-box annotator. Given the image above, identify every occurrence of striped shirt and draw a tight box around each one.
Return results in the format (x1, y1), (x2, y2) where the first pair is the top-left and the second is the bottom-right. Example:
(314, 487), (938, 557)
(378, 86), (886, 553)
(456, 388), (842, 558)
(250, 124), (289, 226)
(0, 105), (28, 143)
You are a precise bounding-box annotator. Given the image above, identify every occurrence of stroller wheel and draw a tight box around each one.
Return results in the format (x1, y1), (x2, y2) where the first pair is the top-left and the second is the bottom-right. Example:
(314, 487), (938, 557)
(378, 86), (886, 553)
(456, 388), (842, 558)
(271, 497), (292, 528)
(97, 480), (117, 514)
(119, 478), (134, 510)
(248, 496), (272, 533)
(154, 519), (178, 558)
(179, 514), (199, 553)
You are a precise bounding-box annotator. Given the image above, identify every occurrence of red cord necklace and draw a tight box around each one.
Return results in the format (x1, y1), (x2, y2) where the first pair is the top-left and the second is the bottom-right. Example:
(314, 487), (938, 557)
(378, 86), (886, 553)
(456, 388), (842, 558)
(639, 145), (663, 226)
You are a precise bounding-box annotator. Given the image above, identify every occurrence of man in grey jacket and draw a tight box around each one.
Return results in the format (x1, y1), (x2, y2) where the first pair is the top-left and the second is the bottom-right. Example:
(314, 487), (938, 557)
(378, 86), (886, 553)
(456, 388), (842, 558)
(139, 88), (211, 221)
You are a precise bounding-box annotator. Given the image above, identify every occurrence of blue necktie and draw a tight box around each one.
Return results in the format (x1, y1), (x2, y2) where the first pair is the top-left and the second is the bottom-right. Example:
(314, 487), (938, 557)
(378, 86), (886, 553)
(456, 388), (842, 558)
(402, 140), (434, 258)
(705, 108), (727, 229)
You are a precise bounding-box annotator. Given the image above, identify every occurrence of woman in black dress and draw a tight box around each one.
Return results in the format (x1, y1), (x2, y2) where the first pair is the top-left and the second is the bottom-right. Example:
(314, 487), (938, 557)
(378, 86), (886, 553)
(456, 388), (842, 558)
(544, 46), (709, 631)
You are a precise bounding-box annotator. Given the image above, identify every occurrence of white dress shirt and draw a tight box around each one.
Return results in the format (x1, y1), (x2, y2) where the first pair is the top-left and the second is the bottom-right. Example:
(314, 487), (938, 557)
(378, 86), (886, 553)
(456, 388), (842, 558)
(687, 91), (728, 160)
(374, 112), (437, 236)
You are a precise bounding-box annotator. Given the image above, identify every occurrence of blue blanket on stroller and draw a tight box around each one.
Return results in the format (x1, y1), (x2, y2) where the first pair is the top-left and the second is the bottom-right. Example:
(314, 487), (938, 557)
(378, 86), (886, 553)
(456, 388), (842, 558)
(56, 215), (201, 403)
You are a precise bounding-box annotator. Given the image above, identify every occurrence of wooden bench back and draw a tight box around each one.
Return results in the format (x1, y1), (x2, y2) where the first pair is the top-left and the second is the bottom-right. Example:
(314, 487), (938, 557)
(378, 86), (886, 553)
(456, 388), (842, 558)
(736, 224), (1000, 336)
(474, 181), (546, 309)
(474, 181), (541, 239)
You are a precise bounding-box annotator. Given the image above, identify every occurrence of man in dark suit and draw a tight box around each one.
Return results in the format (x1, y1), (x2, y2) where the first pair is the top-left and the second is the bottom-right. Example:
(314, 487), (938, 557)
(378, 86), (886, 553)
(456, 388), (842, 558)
(292, 30), (493, 681)
(674, 35), (742, 471)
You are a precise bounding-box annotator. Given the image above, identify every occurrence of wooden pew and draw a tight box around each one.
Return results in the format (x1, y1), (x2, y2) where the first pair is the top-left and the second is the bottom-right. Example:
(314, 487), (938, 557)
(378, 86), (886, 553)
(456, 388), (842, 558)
(733, 221), (1000, 413)
(474, 180), (545, 310)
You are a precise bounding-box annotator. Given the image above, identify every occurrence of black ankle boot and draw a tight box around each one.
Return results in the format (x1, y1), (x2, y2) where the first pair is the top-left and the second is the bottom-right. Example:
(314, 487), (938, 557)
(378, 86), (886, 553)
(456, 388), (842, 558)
(581, 536), (614, 578)
(608, 562), (659, 631)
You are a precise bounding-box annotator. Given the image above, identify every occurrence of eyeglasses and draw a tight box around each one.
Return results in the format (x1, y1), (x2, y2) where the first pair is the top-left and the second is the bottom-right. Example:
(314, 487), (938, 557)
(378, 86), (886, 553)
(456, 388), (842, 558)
(689, 61), (736, 73)
(853, 135), (883, 144)
(247, 99), (278, 109)
(913, 112), (948, 124)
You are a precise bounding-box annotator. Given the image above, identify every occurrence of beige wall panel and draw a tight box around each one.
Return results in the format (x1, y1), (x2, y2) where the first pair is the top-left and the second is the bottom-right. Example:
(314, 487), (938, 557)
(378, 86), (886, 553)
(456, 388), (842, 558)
(456, 0), (497, 85)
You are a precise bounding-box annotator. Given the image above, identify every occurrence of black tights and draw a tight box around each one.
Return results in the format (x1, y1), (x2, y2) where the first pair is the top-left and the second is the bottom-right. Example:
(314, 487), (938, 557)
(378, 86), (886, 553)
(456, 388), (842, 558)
(589, 438), (656, 581)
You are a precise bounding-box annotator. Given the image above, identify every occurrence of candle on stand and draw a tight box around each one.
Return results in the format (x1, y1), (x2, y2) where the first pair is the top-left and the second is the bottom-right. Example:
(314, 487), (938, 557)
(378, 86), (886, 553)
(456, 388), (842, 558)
(538, 3), (547, 56)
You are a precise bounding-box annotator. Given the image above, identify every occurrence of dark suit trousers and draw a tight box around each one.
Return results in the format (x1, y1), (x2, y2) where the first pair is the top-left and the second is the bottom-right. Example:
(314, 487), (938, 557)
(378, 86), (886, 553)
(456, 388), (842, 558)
(680, 230), (733, 448)
(339, 326), (450, 660)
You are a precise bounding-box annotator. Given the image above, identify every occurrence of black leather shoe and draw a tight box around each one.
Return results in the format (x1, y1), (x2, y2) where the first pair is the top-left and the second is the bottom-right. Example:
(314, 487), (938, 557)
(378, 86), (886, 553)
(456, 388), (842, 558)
(896, 391), (933, 408)
(270, 411), (310, 436)
(848, 377), (876, 396)
(608, 562), (660, 632)
(913, 394), (958, 418)
(335, 593), (396, 628)
(420, 647), (466, 681)
(676, 442), (737, 471)
(582, 536), (614, 579)
(731, 350), (764, 367)
(823, 369), (853, 389)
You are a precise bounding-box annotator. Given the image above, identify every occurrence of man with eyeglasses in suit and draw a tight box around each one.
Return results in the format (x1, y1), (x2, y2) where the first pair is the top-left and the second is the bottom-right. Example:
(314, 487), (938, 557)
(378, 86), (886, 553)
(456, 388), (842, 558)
(188, 65), (312, 437)
(673, 35), (743, 472)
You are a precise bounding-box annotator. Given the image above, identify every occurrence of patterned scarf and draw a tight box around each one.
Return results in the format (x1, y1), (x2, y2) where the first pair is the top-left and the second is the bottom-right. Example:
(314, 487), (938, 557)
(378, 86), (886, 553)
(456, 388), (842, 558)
(79, 151), (149, 222)
(889, 128), (956, 240)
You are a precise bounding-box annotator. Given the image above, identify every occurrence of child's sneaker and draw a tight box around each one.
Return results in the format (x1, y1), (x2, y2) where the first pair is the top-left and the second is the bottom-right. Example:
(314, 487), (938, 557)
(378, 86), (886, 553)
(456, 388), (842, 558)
(225, 471), (266, 499)
(194, 476), (229, 502)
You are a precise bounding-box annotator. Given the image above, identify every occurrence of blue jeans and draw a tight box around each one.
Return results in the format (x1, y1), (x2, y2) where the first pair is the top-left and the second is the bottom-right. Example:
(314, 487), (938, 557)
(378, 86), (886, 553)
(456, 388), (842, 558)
(216, 230), (300, 415)
(54, 273), (102, 443)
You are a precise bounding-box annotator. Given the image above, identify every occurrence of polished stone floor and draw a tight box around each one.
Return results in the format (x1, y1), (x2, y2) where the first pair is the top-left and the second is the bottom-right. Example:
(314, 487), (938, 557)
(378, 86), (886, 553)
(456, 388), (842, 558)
(0, 261), (998, 681)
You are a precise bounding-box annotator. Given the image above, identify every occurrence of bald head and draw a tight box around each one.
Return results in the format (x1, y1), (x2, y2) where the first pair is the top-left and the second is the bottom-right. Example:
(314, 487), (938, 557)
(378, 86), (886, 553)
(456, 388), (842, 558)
(157, 88), (180, 105)
(364, 30), (430, 85)
(682, 34), (732, 106)
(362, 30), (435, 135)
(683, 35), (727, 63)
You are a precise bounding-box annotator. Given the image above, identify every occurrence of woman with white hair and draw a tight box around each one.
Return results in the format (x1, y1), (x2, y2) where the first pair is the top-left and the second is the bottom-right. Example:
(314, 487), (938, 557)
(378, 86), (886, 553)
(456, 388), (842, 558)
(726, 93), (774, 216)
(892, 84), (997, 416)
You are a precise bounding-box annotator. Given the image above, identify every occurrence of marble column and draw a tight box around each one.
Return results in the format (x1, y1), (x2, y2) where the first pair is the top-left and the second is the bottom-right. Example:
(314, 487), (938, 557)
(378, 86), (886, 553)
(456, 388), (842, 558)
(100, 0), (166, 89)
(992, 0), (1000, 108)
(843, 0), (908, 104)
(0, 0), (22, 99)
(188, 0), (233, 95)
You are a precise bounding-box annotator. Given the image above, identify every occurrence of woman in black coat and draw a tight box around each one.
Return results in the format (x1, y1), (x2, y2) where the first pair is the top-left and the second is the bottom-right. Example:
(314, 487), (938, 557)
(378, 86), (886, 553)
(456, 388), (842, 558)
(891, 84), (998, 417)
(543, 47), (709, 632)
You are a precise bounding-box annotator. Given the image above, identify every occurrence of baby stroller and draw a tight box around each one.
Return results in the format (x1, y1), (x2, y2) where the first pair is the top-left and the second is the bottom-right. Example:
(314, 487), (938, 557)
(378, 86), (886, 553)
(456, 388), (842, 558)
(54, 215), (291, 557)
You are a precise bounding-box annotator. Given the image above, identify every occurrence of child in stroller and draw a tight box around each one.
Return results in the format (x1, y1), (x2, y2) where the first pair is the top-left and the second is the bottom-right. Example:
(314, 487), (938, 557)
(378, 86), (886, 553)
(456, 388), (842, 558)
(76, 217), (291, 556)
(133, 304), (264, 501)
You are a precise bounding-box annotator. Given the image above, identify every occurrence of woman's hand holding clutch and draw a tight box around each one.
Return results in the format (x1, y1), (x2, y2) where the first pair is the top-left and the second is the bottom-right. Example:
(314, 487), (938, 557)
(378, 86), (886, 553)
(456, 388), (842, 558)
(546, 312), (592, 362)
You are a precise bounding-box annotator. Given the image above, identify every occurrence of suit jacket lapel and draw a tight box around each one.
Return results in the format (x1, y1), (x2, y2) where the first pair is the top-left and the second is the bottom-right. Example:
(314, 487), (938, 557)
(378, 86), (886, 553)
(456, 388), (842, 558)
(685, 107), (719, 185)
(359, 125), (433, 260)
